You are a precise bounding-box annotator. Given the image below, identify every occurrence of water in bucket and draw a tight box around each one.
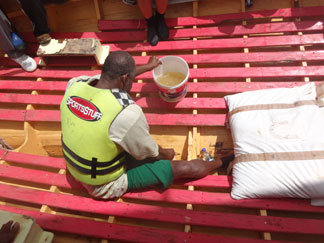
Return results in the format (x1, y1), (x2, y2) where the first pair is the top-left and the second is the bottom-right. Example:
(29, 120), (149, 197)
(153, 56), (189, 102)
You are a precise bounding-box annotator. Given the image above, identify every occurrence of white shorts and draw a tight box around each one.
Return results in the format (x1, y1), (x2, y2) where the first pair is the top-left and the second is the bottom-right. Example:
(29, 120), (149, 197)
(82, 173), (128, 199)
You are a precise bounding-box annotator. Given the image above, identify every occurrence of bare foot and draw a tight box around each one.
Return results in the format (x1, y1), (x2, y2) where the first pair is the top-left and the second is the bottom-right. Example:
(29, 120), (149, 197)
(0, 220), (20, 243)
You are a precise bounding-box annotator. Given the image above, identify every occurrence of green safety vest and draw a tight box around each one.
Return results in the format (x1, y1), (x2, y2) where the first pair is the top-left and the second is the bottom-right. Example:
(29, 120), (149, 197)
(60, 81), (126, 185)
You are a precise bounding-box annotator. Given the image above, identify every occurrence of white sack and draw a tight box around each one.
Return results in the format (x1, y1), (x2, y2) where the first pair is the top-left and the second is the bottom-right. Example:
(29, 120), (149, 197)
(225, 82), (324, 202)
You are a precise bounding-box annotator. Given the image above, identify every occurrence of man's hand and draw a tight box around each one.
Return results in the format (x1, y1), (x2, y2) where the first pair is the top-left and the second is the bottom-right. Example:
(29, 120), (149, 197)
(146, 56), (161, 71)
(158, 146), (175, 161)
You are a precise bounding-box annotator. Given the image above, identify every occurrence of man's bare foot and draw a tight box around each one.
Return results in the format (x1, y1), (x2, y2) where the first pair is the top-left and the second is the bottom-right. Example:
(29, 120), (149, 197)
(0, 220), (20, 243)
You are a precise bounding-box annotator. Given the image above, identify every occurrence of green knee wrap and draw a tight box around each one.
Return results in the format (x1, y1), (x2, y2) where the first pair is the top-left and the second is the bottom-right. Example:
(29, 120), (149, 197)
(127, 159), (173, 191)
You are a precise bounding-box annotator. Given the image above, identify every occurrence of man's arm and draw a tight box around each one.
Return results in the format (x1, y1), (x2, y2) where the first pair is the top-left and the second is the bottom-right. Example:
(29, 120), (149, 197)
(143, 145), (175, 162)
(135, 56), (161, 77)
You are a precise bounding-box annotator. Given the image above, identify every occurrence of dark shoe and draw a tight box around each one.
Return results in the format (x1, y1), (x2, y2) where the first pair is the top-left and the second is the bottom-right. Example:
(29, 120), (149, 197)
(156, 12), (169, 41)
(146, 16), (159, 46)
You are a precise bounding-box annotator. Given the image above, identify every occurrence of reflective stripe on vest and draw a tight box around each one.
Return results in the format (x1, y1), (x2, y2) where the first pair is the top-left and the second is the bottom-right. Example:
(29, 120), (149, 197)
(62, 138), (126, 178)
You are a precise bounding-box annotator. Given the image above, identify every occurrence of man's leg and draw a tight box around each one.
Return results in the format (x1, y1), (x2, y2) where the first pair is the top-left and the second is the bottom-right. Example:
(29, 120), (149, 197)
(155, 0), (169, 41)
(170, 159), (222, 180)
(138, 0), (159, 46)
(126, 155), (234, 191)
(18, 0), (51, 43)
(0, 9), (21, 58)
(0, 9), (36, 72)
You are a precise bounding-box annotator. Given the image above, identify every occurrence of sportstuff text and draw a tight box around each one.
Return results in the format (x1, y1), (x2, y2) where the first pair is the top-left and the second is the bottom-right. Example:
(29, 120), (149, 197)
(66, 96), (103, 121)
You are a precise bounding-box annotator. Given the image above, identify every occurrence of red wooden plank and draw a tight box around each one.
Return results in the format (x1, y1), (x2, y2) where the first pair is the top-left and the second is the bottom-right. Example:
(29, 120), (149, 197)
(0, 205), (273, 243)
(3, 150), (65, 169)
(25, 110), (60, 122)
(0, 109), (226, 126)
(0, 183), (323, 235)
(124, 190), (324, 213)
(22, 20), (324, 43)
(109, 34), (324, 52)
(4, 50), (324, 68)
(181, 175), (232, 188)
(0, 93), (226, 110)
(136, 66), (324, 79)
(0, 69), (100, 79)
(25, 33), (324, 56)
(0, 109), (25, 121)
(98, 6), (324, 30)
(0, 80), (67, 91)
(136, 97), (226, 109)
(145, 114), (226, 126)
(22, 110), (226, 126)
(0, 81), (313, 94)
(0, 93), (62, 105)
(0, 164), (83, 190)
(0, 149), (7, 160)
(3, 66), (324, 80)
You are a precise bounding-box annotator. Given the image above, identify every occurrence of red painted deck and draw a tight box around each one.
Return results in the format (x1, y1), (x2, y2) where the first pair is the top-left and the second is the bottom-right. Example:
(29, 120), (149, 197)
(1, 5), (324, 242)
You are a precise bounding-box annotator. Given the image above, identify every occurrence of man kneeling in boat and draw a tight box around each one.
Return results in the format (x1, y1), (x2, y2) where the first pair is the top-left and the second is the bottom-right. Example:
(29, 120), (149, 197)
(60, 51), (232, 199)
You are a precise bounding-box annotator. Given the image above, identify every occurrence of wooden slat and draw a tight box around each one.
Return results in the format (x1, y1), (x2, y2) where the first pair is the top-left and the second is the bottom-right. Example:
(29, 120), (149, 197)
(25, 110), (61, 122)
(123, 190), (324, 213)
(0, 109), (25, 121)
(0, 205), (273, 243)
(108, 34), (324, 52)
(20, 20), (324, 43)
(0, 80), (316, 93)
(98, 6), (324, 30)
(0, 109), (226, 126)
(25, 33), (324, 55)
(0, 93), (226, 110)
(0, 80), (67, 91)
(4, 50), (324, 67)
(0, 183), (323, 235)
(0, 93), (62, 105)
(2, 66), (324, 80)
(3, 150), (65, 169)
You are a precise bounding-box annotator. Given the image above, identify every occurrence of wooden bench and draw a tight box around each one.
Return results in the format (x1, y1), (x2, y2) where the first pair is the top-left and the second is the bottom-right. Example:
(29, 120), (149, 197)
(1, 5), (324, 242)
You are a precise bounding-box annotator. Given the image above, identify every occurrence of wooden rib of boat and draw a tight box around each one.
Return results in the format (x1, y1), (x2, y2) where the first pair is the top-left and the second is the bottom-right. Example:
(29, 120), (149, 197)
(1, 0), (324, 242)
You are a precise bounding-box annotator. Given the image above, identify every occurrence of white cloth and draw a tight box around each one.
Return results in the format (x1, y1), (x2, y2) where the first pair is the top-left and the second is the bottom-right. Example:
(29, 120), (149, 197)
(82, 173), (128, 199)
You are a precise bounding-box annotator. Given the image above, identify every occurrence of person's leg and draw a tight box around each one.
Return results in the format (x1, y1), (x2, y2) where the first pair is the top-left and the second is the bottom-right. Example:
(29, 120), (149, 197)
(137, 0), (153, 19)
(0, 10), (36, 72)
(126, 155), (234, 192)
(0, 9), (21, 58)
(155, 0), (168, 15)
(18, 0), (51, 44)
(155, 0), (169, 41)
(138, 0), (158, 46)
(170, 159), (222, 180)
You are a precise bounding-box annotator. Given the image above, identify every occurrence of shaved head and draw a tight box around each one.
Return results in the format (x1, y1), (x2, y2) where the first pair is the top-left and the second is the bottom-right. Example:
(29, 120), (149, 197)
(101, 51), (136, 81)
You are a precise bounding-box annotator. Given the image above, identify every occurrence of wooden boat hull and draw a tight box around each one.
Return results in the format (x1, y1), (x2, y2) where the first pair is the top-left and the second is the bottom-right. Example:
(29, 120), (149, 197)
(1, 0), (324, 242)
